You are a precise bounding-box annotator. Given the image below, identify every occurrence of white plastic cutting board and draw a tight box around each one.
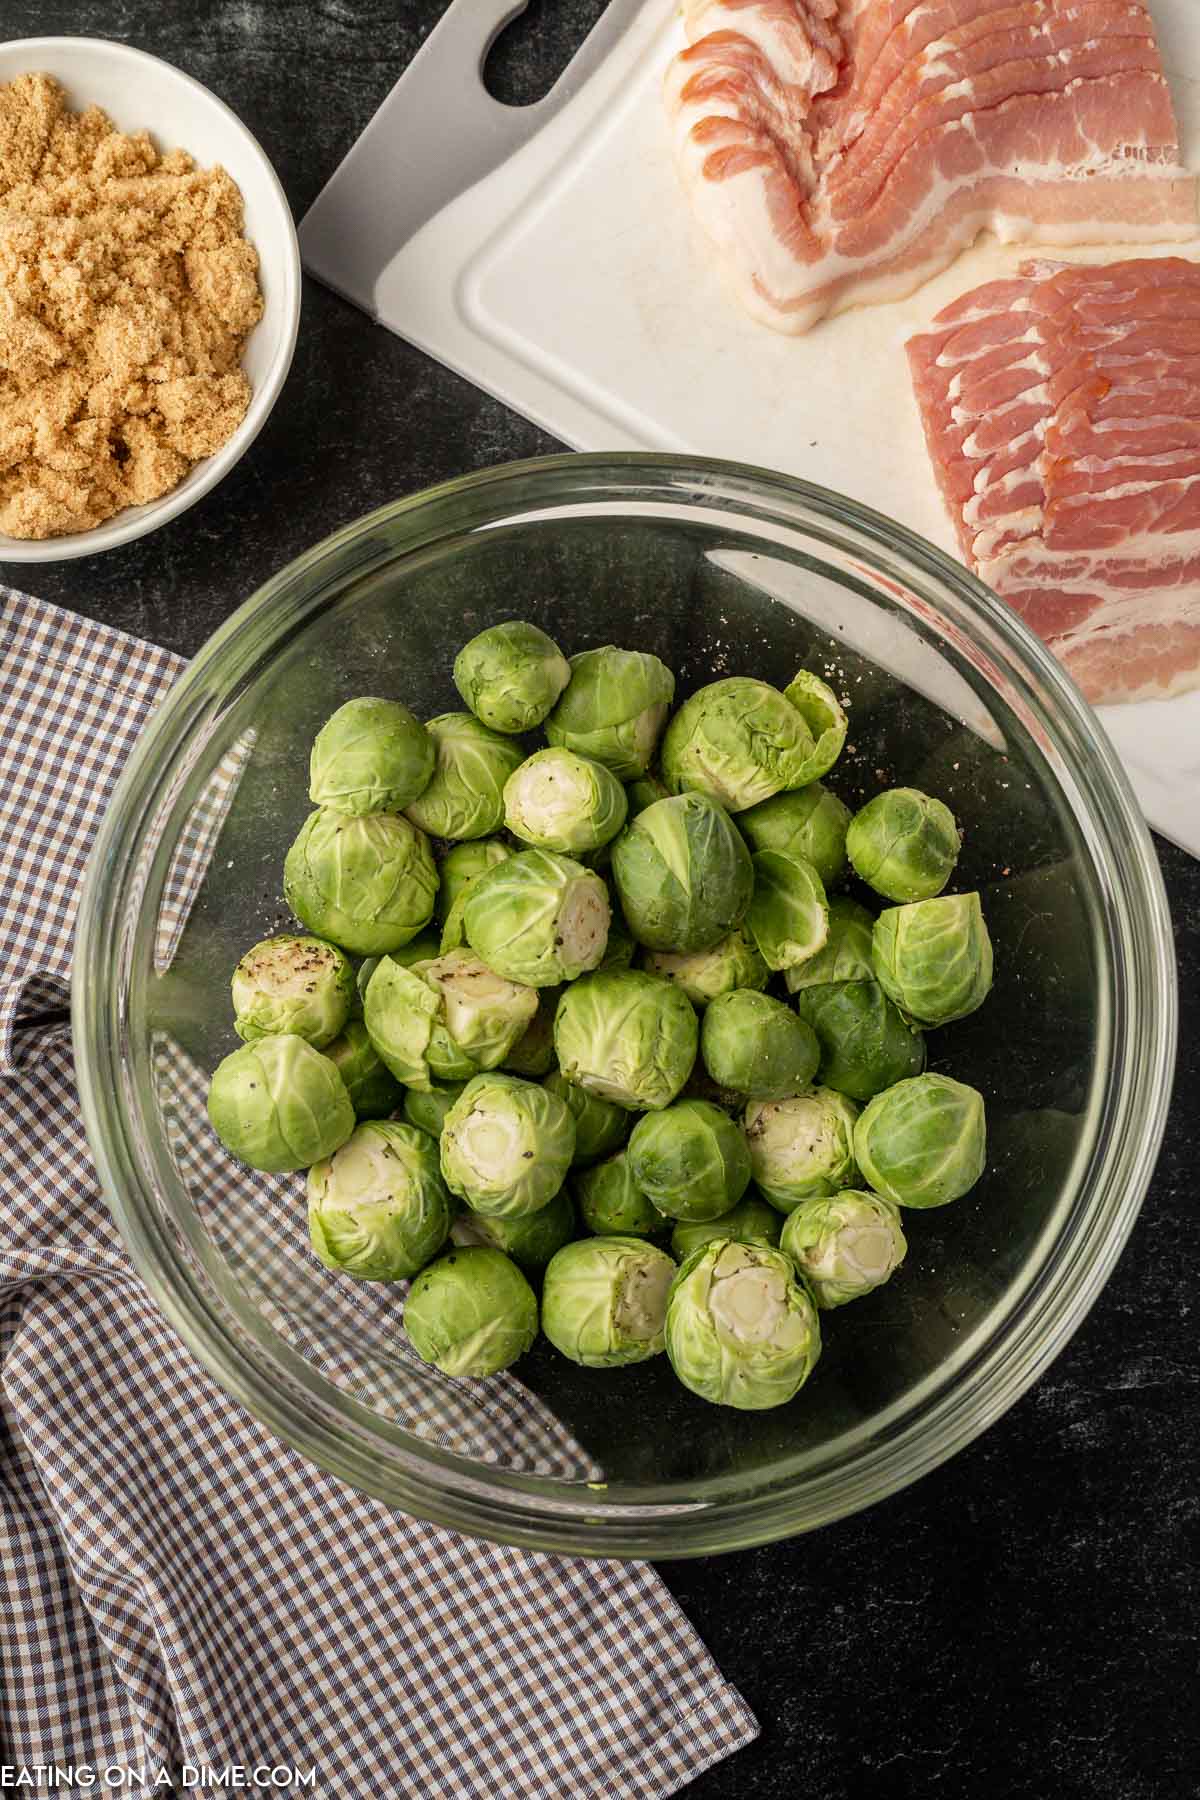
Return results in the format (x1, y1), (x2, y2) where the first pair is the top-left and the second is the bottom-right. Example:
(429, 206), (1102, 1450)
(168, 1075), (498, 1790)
(300, 0), (1200, 857)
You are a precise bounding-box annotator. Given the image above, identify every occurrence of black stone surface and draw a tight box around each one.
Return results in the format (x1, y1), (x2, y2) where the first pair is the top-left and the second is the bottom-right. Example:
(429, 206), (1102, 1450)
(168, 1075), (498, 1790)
(6, 6), (1198, 1795)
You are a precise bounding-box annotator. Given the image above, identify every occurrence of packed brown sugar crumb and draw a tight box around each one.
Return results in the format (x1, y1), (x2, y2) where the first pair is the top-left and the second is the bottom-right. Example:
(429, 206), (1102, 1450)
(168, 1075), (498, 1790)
(0, 72), (264, 539)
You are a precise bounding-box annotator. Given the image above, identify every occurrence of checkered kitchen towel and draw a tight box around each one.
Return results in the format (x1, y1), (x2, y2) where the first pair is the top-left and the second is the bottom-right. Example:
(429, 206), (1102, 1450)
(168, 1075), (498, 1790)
(0, 589), (758, 1797)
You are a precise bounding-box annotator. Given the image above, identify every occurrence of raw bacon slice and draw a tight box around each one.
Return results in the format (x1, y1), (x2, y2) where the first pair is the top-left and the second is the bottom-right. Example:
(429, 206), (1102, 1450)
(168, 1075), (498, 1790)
(664, 0), (1196, 333)
(906, 257), (1200, 704)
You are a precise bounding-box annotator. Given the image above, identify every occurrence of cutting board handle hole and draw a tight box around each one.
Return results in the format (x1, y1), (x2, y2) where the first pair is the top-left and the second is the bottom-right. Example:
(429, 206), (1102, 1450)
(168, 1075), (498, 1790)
(484, 0), (613, 107)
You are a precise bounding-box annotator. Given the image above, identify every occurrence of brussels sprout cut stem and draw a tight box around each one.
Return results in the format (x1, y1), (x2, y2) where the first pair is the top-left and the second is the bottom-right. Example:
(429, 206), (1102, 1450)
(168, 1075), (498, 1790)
(307, 1121), (451, 1281)
(504, 748), (628, 855)
(745, 1087), (860, 1214)
(780, 1191), (907, 1308)
(231, 934), (354, 1048)
(441, 1072), (576, 1217)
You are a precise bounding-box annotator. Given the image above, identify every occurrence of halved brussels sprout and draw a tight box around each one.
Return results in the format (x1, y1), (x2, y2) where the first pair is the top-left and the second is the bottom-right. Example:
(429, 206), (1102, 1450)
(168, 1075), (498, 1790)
(871, 892), (994, 1027)
(403, 1081), (467, 1138)
(404, 1247), (538, 1376)
(364, 952), (537, 1090)
(450, 1187), (576, 1270)
(791, 980), (925, 1102)
(231, 934), (354, 1048)
(780, 1190), (907, 1309)
(554, 970), (698, 1112)
(435, 837), (512, 932)
(541, 1236), (676, 1366)
(782, 671), (848, 784)
(627, 1098), (752, 1222)
(626, 773), (670, 817)
(611, 792), (753, 954)
(700, 990), (820, 1100)
(440, 1072), (576, 1217)
(784, 897), (875, 994)
(323, 1019), (403, 1120)
(503, 747), (628, 855)
(207, 1034), (355, 1173)
(545, 646), (675, 779)
(744, 1087), (859, 1214)
(660, 678), (816, 813)
(669, 1193), (781, 1262)
(853, 1073), (986, 1209)
(745, 849), (829, 972)
(665, 1241), (821, 1410)
(503, 987), (562, 1078)
(846, 788), (960, 903)
(642, 926), (769, 1007)
(308, 696), (434, 817)
(284, 808), (438, 956)
(574, 1151), (664, 1238)
(307, 1120), (451, 1280)
(453, 620), (571, 734)
(403, 713), (525, 840)
(463, 849), (611, 987)
(543, 1069), (629, 1166)
(738, 782), (851, 889)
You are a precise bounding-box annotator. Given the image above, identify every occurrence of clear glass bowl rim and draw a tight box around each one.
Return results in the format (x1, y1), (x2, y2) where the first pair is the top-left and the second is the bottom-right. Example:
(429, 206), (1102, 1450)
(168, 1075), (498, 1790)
(72, 452), (1178, 1558)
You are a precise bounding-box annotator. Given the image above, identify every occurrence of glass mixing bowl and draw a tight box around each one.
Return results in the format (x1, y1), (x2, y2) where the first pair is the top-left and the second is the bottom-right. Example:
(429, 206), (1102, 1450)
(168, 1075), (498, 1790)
(73, 455), (1176, 1558)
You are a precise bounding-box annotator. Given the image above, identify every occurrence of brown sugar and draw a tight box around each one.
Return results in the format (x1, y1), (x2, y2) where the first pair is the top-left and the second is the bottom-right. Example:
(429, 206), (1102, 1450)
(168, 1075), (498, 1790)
(0, 72), (264, 539)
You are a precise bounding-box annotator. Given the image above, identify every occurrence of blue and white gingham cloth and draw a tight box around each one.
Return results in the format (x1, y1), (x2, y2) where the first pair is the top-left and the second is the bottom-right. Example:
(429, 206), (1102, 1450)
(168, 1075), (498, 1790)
(0, 587), (757, 1797)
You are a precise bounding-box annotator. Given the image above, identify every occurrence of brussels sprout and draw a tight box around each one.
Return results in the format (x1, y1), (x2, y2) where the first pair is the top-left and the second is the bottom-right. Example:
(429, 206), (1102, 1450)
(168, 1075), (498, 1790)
(404, 1247), (538, 1376)
(660, 678), (816, 813)
(207, 1034), (355, 1173)
(307, 1121), (451, 1280)
(502, 747), (628, 857)
(503, 987), (561, 1078)
(308, 696), (434, 817)
(440, 1072), (576, 1217)
(670, 1193), (781, 1262)
(611, 793), (753, 954)
(231, 934), (354, 1048)
(463, 849), (611, 987)
(782, 671), (848, 784)
(642, 926), (769, 1007)
(453, 620), (571, 734)
(784, 897), (875, 994)
(541, 1237), (676, 1367)
(627, 1099), (752, 1222)
(700, 990), (820, 1100)
(744, 1087), (859, 1214)
(544, 1069), (629, 1166)
(871, 893), (994, 1027)
(450, 1187), (576, 1270)
(364, 952), (537, 1090)
(284, 808), (438, 957)
(435, 838), (513, 923)
(665, 1241), (821, 1410)
(745, 849), (829, 972)
(846, 788), (960, 902)
(780, 1190), (907, 1308)
(554, 970), (698, 1112)
(323, 1020), (404, 1120)
(403, 713), (525, 841)
(791, 980), (925, 1102)
(574, 1152), (663, 1238)
(545, 646), (675, 779)
(626, 773), (670, 817)
(738, 783), (851, 890)
(853, 1073), (986, 1209)
(403, 1081), (467, 1137)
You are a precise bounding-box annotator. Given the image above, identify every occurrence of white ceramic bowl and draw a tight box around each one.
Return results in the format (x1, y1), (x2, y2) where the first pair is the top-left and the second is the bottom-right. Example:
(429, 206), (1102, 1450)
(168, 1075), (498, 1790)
(0, 37), (301, 564)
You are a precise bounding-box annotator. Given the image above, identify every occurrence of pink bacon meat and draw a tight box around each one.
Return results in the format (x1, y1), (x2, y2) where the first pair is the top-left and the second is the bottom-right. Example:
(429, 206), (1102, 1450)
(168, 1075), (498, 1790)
(906, 256), (1200, 705)
(665, 0), (1195, 333)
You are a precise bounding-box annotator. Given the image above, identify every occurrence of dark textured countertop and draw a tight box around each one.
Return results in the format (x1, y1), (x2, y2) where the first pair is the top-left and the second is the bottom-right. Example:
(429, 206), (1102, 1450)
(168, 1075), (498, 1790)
(7, 5), (1198, 1796)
